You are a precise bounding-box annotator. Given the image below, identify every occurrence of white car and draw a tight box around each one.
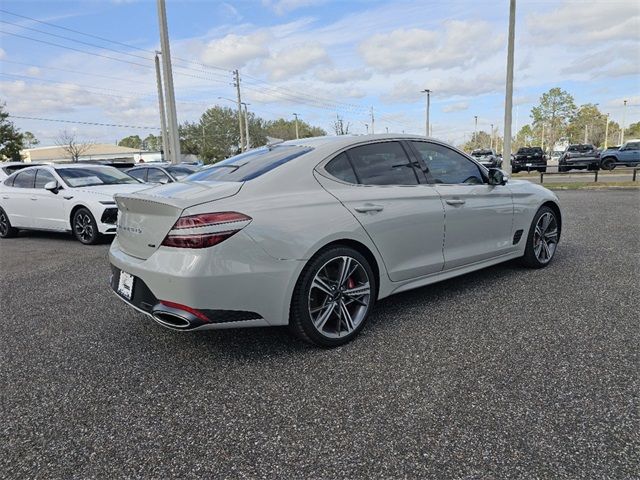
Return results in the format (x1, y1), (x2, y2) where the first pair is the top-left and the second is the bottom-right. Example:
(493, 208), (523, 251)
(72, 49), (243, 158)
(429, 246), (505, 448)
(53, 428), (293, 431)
(0, 162), (45, 180)
(109, 134), (561, 346)
(0, 164), (148, 244)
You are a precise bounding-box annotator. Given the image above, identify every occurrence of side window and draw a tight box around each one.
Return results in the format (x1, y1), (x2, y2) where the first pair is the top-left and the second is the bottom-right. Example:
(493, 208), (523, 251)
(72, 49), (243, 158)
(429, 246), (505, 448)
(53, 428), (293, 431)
(35, 169), (56, 188)
(12, 169), (37, 188)
(325, 152), (358, 184)
(411, 142), (484, 185)
(626, 142), (640, 151)
(128, 169), (147, 182)
(346, 142), (420, 186)
(147, 168), (170, 183)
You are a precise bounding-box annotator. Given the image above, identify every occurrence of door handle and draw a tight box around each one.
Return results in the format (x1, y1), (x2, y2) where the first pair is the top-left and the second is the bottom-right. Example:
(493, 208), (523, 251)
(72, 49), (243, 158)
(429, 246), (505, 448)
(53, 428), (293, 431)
(30, 197), (38, 201)
(445, 199), (466, 206)
(354, 203), (384, 213)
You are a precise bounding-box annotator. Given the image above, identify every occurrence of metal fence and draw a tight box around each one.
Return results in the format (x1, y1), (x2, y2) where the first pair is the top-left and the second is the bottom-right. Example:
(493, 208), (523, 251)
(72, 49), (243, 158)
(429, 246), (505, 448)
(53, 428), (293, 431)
(536, 164), (639, 184)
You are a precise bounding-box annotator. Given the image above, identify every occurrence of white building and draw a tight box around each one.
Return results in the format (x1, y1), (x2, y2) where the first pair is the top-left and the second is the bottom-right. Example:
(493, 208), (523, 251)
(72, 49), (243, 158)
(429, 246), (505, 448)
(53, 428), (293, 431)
(20, 144), (163, 164)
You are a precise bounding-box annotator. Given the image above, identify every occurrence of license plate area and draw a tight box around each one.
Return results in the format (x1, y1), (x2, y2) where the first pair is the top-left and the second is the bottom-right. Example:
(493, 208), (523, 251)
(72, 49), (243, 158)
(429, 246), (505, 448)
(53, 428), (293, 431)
(117, 270), (135, 299)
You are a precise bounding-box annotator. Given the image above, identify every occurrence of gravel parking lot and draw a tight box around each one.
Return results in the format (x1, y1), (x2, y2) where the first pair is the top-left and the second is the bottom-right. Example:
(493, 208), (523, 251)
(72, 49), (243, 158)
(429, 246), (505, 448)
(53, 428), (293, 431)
(2, 189), (639, 479)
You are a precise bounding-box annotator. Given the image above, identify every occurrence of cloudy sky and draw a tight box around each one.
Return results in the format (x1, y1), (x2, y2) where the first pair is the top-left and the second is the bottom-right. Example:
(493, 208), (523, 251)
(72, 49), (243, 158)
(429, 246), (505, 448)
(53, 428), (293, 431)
(0, 0), (638, 146)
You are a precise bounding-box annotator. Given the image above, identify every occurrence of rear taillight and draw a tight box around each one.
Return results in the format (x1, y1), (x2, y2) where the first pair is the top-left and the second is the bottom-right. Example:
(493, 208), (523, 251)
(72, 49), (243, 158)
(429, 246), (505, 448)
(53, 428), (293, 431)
(161, 211), (251, 249)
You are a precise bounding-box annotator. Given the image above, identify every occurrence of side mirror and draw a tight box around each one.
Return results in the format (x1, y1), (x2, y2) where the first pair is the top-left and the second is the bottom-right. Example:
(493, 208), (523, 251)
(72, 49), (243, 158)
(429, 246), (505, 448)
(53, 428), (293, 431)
(44, 180), (60, 193)
(488, 168), (508, 186)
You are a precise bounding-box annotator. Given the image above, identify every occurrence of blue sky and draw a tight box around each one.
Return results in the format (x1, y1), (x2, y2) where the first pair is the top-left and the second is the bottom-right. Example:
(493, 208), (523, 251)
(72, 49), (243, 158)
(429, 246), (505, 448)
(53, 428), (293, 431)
(0, 0), (638, 146)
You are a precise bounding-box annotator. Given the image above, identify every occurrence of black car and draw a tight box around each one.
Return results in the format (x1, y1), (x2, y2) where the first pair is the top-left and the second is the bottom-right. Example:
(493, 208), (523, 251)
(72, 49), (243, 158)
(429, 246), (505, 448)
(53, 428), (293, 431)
(512, 147), (547, 173)
(559, 144), (600, 172)
(470, 149), (502, 168)
(126, 164), (197, 184)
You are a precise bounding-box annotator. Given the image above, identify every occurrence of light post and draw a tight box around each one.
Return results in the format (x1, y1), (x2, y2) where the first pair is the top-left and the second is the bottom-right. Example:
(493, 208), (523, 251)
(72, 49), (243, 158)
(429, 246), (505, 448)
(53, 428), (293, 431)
(604, 113), (610, 149)
(292, 113), (300, 139)
(490, 123), (494, 149)
(219, 96), (249, 150)
(621, 99), (628, 144)
(421, 89), (431, 137)
(243, 103), (250, 149)
(474, 115), (478, 145)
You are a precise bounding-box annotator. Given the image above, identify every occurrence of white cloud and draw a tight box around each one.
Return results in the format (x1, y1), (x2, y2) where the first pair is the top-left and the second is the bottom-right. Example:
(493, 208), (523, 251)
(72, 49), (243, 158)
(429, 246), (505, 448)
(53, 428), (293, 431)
(26, 67), (41, 76)
(262, 0), (327, 15)
(359, 21), (503, 73)
(526, 2), (640, 46)
(442, 102), (469, 113)
(199, 32), (270, 69)
(262, 44), (329, 80)
(0, 48), (6, 60)
(315, 67), (371, 83)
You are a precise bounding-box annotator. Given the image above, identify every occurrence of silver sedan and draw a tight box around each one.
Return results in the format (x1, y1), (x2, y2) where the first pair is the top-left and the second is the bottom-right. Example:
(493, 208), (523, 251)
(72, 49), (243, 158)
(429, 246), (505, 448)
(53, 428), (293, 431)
(109, 135), (561, 346)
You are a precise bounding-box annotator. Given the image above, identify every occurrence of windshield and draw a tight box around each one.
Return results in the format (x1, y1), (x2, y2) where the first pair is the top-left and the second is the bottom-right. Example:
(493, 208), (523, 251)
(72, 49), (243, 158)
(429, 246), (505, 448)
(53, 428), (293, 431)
(185, 145), (313, 182)
(57, 167), (139, 187)
(166, 166), (196, 180)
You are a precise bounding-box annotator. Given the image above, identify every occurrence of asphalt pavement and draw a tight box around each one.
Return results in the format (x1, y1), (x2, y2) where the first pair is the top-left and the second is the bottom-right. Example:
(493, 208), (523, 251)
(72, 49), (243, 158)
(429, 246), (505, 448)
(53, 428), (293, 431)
(1, 189), (639, 479)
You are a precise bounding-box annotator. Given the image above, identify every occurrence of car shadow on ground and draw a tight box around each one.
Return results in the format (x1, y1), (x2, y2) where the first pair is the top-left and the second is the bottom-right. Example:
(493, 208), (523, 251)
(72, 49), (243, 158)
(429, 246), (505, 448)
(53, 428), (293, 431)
(142, 254), (558, 359)
(13, 229), (113, 244)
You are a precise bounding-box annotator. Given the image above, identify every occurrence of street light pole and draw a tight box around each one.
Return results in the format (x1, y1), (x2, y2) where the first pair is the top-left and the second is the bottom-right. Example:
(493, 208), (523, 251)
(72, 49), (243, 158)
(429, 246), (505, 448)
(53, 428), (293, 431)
(292, 113), (300, 139)
(243, 103), (250, 150)
(474, 115), (478, 144)
(233, 70), (245, 152)
(604, 113), (610, 149)
(156, 0), (181, 164)
(501, 0), (516, 174)
(154, 52), (170, 162)
(621, 99), (628, 144)
(421, 89), (431, 137)
(490, 123), (494, 149)
(370, 106), (375, 134)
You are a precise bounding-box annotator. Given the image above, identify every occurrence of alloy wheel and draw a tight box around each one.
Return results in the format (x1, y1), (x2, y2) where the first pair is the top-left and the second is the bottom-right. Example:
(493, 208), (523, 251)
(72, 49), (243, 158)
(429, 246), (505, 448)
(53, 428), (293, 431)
(533, 212), (558, 264)
(74, 213), (95, 243)
(0, 211), (8, 236)
(308, 255), (371, 338)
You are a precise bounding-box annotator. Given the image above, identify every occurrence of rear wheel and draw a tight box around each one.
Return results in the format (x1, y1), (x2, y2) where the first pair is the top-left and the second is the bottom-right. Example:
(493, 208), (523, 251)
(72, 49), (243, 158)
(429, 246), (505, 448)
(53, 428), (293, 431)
(521, 206), (559, 268)
(0, 208), (18, 238)
(289, 246), (376, 347)
(72, 208), (100, 245)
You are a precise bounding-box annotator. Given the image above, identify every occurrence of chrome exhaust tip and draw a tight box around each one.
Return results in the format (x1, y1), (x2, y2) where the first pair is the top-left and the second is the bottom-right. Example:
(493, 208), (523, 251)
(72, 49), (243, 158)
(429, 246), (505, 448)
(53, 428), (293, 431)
(151, 303), (205, 330)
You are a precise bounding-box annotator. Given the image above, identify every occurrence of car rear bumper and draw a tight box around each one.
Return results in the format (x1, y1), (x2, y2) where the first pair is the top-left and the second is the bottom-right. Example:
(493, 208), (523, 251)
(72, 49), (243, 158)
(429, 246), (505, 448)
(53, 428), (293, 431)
(108, 232), (305, 329)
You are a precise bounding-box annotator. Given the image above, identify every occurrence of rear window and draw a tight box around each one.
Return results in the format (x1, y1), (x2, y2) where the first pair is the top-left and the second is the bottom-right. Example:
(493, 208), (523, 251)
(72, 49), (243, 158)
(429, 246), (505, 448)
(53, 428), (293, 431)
(567, 144), (594, 152)
(166, 166), (196, 180)
(517, 148), (542, 154)
(185, 145), (312, 182)
(472, 150), (493, 156)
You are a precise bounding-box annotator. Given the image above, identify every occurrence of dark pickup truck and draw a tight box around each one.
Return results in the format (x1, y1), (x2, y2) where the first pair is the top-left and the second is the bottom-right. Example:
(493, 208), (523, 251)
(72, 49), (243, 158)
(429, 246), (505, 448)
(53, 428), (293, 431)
(512, 147), (547, 173)
(559, 144), (600, 172)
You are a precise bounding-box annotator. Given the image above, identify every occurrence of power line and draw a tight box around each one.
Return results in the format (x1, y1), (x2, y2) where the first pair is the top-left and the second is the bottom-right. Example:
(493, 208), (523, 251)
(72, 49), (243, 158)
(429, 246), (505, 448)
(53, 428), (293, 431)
(8, 114), (159, 130)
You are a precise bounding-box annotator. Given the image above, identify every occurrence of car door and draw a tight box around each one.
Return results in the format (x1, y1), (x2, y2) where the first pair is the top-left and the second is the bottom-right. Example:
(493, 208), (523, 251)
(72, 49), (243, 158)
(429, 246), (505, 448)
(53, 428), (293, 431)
(2, 169), (37, 228)
(620, 141), (640, 164)
(409, 141), (513, 270)
(317, 141), (445, 281)
(31, 168), (67, 231)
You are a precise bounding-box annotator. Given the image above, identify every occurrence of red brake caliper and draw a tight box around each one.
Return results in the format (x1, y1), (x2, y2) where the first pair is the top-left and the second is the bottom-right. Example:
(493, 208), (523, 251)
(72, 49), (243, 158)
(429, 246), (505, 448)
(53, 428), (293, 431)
(347, 277), (355, 289)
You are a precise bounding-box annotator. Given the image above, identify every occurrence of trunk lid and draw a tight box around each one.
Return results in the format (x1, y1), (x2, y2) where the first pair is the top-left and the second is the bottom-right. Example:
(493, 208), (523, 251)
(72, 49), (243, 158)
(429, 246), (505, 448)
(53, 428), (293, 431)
(114, 181), (243, 259)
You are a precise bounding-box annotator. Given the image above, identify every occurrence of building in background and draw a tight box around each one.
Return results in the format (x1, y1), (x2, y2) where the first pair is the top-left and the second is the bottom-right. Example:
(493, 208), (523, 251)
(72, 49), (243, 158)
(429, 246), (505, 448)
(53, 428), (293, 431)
(20, 144), (163, 164)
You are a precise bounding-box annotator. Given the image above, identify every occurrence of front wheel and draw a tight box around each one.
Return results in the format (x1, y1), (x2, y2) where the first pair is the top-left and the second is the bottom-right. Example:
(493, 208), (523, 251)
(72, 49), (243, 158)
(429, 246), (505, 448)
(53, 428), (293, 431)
(73, 208), (100, 245)
(0, 207), (18, 238)
(289, 247), (376, 347)
(521, 206), (559, 268)
(601, 158), (615, 170)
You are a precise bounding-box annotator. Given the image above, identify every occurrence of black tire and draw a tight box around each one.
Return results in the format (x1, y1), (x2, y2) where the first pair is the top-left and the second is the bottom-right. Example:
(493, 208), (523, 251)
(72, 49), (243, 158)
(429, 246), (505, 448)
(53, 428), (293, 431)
(601, 158), (615, 170)
(289, 246), (377, 347)
(521, 206), (559, 269)
(0, 207), (18, 238)
(72, 207), (100, 245)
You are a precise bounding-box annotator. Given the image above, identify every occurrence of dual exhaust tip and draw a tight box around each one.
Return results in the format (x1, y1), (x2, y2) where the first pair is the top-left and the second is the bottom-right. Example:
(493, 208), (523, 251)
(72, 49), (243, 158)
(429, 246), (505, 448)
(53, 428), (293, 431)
(151, 302), (208, 330)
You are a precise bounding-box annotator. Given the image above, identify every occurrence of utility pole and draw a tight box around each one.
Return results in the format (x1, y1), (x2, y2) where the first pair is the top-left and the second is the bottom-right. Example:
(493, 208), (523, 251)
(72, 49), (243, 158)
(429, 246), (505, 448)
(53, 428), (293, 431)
(502, 0), (516, 174)
(421, 89), (431, 137)
(156, 0), (181, 164)
(490, 123), (494, 149)
(541, 124), (545, 150)
(154, 52), (170, 162)
(233, 69), (245, 152)
(621, 99), (628, 144)
(292, 113), (300, 139)
(604, 113), (610, 149)
(386, 127), (389, 133)
(584, 124), (588, 143)
(370, 106), (375, 134)
(243, 103), (250, 149)
(474, 115), (478, 138)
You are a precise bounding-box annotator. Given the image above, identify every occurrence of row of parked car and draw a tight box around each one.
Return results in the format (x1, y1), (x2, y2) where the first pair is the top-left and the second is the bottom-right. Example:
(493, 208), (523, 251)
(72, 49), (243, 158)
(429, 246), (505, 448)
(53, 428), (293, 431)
(470, 139), (640, 173)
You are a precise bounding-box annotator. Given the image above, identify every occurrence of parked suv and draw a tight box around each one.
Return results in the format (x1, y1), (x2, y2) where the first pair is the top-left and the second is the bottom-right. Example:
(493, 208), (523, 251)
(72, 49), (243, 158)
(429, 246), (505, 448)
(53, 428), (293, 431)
(559, 144), (600, 172)
(599, 140), (640, 170)
(512, 147), (547, 173)
(470, 149), (502, 168)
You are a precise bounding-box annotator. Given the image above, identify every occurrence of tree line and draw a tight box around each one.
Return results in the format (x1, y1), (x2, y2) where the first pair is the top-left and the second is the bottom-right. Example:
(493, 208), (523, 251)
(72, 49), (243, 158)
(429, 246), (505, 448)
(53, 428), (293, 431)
(462, 88), (639, 153)
(118, 106), (326, 163)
